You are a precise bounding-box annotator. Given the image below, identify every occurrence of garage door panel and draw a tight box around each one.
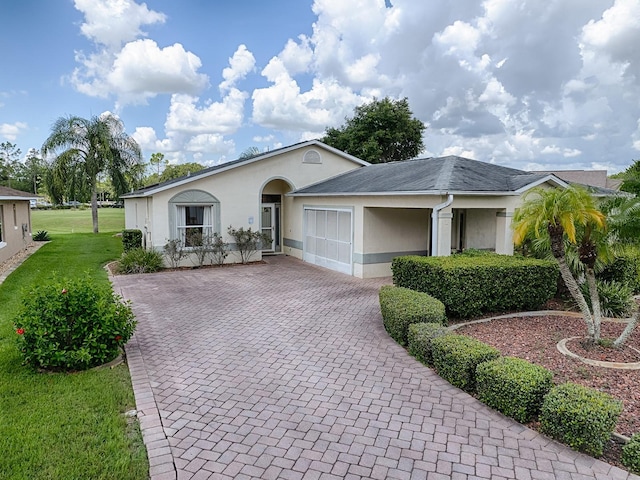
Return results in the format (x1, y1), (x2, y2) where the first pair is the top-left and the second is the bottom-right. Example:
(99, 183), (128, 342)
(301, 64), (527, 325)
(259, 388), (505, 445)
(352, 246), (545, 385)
(304, 208), (352, 275)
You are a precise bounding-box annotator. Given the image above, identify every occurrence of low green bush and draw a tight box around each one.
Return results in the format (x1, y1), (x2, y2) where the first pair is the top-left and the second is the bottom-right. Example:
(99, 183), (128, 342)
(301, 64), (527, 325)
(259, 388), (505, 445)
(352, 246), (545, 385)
(32, 230), (50, 241)
(13, 275), (137, 371)
(392, 254), (558, 318)
(407, 322), (449, 366)
(476, 357), (553, 423)
(540, 382), (622, 457)
(117, 247), (164, 274)
(598, 246), (640, 294)
(430, 334), (500, 392)
(121, 229), (143, 252)
(581, 279), (635, 318)
(379, 285), (446, 346)
(622, 434), (640, 475)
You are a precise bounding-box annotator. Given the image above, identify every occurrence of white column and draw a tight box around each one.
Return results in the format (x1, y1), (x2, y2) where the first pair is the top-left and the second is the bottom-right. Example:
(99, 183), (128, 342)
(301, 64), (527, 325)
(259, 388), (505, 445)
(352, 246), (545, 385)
(437, 210), (453, 257)
(495, 209), (514, 255)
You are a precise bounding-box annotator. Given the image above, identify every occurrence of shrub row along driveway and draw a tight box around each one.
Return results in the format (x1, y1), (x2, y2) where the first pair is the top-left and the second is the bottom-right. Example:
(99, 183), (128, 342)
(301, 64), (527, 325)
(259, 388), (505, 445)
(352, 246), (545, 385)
(112, 256), (638, 480)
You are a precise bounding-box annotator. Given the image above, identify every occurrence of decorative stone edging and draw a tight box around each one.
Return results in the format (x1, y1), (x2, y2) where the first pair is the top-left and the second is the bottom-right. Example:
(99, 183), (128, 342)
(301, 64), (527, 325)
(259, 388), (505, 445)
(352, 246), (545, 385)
(556, 337), (640, 370)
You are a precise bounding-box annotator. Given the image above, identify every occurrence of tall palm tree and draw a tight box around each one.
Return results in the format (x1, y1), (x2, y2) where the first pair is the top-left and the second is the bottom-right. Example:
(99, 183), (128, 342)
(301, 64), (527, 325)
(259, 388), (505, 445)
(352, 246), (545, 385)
(42, 113), (142, 233)
(513, 186), (606, 342)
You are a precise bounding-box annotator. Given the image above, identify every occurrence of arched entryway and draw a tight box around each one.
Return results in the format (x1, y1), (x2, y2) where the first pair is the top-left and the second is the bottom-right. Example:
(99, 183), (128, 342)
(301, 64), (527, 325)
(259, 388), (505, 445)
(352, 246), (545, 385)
(260, 178), (294, 253)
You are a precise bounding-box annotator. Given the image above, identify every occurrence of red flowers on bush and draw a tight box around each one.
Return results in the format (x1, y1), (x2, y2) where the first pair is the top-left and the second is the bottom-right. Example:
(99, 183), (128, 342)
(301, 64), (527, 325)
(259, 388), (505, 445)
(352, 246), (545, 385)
(16, 328), (24, 335)
(115, 335), (122, 342)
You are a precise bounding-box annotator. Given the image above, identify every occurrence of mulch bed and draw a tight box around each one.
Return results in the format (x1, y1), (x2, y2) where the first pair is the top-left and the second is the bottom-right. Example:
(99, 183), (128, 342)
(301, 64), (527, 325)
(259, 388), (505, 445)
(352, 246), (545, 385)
(456, 313), (639, 472)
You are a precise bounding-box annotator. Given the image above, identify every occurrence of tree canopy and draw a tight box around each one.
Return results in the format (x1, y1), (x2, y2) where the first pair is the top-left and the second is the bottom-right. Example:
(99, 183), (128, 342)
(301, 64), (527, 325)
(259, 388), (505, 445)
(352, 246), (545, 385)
(321, 97), (425, 164)
(42, 113), (142, 233)
(618, 159), (640, 196)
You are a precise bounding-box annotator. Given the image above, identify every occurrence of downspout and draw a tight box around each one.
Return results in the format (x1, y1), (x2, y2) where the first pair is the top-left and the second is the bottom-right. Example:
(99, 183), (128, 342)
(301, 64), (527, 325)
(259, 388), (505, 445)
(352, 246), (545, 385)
(431, 194), (454, 256)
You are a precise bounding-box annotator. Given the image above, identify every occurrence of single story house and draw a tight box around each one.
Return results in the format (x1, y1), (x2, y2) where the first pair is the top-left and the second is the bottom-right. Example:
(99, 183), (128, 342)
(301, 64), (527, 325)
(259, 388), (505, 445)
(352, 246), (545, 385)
(0, 186), (35, 265)
(123, 140), (578, 278)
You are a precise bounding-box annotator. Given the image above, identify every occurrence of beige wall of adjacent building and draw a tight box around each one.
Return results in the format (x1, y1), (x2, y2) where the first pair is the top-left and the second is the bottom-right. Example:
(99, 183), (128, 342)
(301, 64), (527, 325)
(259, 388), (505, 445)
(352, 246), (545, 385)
(0, 200), (32, 264)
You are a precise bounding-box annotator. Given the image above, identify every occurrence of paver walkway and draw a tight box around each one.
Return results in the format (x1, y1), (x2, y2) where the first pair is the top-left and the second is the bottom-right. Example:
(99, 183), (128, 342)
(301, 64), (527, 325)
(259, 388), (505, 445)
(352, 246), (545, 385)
(112, 256), (638, 480)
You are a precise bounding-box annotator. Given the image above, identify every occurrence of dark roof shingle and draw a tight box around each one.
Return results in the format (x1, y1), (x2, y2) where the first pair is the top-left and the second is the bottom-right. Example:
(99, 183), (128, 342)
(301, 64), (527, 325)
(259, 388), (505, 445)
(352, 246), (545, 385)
(291, 156), (552, 195)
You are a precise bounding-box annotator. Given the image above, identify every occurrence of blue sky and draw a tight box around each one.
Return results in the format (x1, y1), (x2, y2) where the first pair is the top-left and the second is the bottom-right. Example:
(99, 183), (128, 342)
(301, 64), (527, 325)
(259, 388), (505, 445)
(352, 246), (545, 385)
(1, 0), (640, 173)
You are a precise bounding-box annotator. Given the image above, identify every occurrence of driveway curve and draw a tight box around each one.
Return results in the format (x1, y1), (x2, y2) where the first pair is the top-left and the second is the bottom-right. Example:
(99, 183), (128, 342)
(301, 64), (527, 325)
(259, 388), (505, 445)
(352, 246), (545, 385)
(112, 256), (637, 480)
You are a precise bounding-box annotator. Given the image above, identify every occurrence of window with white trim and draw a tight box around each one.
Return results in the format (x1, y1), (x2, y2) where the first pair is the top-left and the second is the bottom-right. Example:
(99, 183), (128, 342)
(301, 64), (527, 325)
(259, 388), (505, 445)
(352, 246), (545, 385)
(176, 205), (213, 246)
(168, 190), (220, 247)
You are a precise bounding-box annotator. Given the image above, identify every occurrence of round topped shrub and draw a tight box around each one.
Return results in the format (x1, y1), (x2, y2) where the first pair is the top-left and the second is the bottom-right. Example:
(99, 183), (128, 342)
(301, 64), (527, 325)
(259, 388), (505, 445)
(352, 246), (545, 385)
(14, 275), (136, 371)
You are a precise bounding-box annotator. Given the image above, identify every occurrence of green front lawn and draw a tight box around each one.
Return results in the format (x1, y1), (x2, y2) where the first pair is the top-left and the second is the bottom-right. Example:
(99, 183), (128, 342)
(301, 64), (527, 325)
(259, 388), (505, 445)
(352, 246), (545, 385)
(32, 208), (125, 235)
(0, 233), (148, 480)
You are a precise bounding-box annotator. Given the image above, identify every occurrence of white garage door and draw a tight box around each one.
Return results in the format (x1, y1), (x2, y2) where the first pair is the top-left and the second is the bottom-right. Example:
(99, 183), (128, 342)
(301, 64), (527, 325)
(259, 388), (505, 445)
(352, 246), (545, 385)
(303, 208), (352, 275)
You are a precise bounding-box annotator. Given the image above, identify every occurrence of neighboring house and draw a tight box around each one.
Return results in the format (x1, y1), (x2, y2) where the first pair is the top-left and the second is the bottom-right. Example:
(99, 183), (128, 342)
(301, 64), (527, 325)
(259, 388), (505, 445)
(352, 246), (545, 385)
(540, 169), (622, 191)
(123, 140), (579, 278)
(0, 186), (35, 265)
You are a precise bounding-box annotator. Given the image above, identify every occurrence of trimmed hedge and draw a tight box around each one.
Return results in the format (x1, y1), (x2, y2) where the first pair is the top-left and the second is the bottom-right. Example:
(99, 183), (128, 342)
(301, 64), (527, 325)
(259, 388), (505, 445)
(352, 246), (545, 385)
(407, 322), (449, 366)
(392, 254), (558, 319)
(122, 229), (143, 252)
(379, 285), (446, 346)
(598, 246), (640, 294)
(540, 383), (622, 457)
(476, 357), (553, 423)
(431, 334), (500, 392)
(622, 433), (640, 475)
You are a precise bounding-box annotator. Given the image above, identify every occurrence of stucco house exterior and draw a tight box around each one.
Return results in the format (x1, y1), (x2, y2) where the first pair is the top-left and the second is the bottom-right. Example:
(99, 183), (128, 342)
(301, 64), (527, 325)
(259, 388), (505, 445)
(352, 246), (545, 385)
(0, 186), (35, 265)
(123, 140), (574, 278)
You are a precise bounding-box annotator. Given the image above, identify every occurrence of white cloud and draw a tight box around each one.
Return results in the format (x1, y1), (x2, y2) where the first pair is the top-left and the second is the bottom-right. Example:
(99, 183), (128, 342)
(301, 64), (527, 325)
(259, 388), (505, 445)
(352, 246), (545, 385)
(581, 0), (640, 77)
(220, 45), (256, 93)
(0, 122), (28, 141)
(68, 0), (640, 172)
(252, 75), (363, 133)
(71, 1), (208, 106)
(165, 90), (247, 136)
(74, 0), (166, 48)
(108, 40), (209, 105)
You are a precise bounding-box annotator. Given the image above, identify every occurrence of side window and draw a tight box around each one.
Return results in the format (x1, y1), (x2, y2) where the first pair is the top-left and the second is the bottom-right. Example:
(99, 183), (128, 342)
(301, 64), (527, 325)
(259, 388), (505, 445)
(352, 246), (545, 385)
(176, 205), (213, 246)
(168, 190), (220, 247)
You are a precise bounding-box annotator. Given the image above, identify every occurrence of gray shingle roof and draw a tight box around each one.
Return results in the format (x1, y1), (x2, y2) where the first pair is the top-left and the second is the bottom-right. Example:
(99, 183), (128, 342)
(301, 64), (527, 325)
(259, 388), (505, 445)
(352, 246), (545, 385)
(290, 156), (555, 195)
(0, 186), (36, 199)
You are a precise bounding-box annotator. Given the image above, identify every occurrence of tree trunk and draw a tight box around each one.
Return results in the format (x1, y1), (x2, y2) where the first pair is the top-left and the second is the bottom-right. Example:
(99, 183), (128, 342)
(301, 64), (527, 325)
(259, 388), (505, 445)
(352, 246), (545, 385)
(585, 267), (601, 342)
(91, 186), (99, 234)
(556, 257), (595, 338)
(547, 223), (595, 338)
(614, 309), (639, 347)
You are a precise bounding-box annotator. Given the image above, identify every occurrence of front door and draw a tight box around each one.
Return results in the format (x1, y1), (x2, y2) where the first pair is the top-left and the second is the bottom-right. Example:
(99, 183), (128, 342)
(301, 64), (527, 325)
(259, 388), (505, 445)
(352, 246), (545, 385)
(261, 203), (280, 252)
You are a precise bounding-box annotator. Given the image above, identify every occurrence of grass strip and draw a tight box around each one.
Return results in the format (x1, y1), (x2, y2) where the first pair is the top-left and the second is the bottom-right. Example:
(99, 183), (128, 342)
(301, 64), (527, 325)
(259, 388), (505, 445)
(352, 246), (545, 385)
(0, 233), (148, 480)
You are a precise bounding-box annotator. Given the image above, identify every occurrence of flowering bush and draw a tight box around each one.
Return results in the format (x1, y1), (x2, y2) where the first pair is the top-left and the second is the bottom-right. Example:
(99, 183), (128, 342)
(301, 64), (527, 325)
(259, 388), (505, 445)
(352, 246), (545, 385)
(14, 275), (136, 371)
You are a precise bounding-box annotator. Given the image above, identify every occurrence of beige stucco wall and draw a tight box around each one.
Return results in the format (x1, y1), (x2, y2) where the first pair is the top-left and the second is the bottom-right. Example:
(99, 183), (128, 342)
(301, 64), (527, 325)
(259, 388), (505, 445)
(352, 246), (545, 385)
(125, 146), (365, 266)
(286, 193), (523, 278)
(0, 200), (32, 264)
(465, 209), (498, 250)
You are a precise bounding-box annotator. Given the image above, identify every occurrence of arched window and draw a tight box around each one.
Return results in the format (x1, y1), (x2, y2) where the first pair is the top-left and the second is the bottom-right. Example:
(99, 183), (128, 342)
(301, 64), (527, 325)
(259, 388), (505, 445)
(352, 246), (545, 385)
(168, 190), (220, 247)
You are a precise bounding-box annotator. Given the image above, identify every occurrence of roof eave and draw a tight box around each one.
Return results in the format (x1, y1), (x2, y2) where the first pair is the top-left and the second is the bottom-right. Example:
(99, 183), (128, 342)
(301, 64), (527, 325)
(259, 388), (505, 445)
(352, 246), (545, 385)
(514, 175), (569, 194)
(287, 190), (522, 197)
(0, 195), (37, 201)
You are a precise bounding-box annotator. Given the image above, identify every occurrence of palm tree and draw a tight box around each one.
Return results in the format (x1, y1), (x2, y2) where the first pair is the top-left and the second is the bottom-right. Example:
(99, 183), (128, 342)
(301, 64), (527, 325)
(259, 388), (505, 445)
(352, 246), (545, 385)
(513, 186), (606, 342)
(42, 113), (142, 233)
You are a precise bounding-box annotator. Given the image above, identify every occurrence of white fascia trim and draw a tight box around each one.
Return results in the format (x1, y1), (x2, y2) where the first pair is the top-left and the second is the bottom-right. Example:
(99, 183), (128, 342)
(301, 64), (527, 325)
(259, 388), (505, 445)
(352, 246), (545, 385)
(123, 140), (370, 198)
(288, 190), (521, 197)
(515, 175), (568, 193)
(0, 196), (36, 201)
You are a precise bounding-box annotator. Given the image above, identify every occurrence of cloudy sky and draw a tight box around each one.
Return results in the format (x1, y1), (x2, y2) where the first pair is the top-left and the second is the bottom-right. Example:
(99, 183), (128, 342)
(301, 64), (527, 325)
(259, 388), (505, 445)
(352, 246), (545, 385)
(1, 0), (639, 173)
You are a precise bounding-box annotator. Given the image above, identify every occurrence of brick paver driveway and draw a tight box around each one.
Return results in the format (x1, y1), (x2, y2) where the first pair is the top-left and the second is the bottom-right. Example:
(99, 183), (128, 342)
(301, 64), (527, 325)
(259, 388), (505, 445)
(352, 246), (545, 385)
(112, 256), (637, 480)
